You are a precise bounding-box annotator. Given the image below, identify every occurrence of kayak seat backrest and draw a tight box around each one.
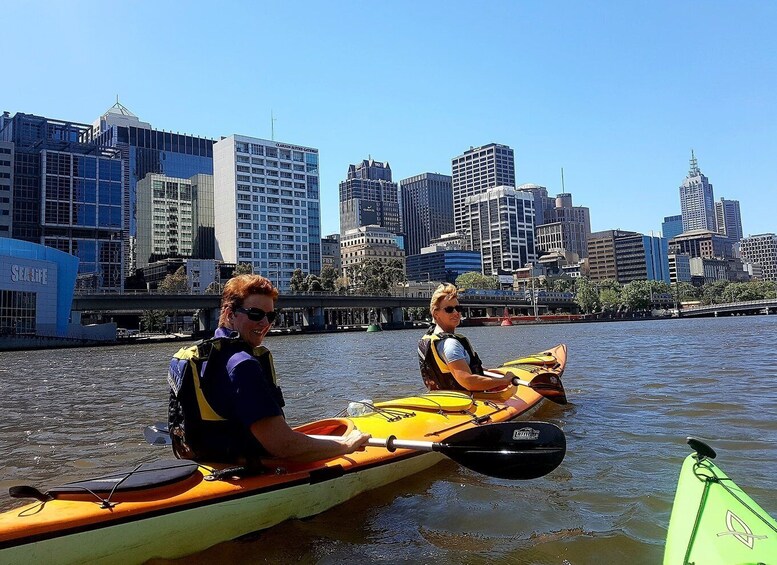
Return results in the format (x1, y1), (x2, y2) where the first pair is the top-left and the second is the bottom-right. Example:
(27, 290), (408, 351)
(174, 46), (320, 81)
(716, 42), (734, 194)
(46, 459), (201, 496)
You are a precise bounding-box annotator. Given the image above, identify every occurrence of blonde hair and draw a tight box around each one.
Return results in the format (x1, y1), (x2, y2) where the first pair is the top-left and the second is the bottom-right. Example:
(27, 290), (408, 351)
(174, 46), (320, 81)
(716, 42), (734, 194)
(218, 274), (279, 326)
(429, 283), (458, 312)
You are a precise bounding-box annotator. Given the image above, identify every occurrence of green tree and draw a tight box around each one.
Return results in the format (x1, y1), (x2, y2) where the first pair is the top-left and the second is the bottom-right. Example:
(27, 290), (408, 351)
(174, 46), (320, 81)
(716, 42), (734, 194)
(574, 277), (600, 314)
(334, 275), (350, 294)
(552, 277), (576, 292)
(621, 280), (653, 312)
(700, 280), (729, 305)
(233, 263), (253, 276)
(158, 266), (189, 294)
(350, 259), (406, 295)
(673, 282), (700, 303)
(320, 265), (338, 292)
(205, 281), (223, 295)
(407, 306), (430, 321)
(304, 274), (323, 292)
(455, 271), (499, 290)
(140, 310), (164, 332)
(599, 288), (621, 312)
(289, 269), (307, 292)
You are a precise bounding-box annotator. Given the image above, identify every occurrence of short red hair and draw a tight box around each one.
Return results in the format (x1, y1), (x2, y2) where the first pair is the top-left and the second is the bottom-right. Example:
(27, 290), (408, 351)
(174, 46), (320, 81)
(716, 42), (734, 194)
(218, 274), (279, 326)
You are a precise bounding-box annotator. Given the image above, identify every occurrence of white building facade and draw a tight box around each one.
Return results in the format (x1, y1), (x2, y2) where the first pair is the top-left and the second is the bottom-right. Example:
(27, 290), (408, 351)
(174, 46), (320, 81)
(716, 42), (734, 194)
(214, 135), (321, 292)
(739, 233), (777, 281)
(463, 186), (536, 276)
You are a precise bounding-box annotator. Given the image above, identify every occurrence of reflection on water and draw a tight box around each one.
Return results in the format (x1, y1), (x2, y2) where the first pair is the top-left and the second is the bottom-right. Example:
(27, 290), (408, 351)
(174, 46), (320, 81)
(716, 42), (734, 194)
(2, 316), (776, 564)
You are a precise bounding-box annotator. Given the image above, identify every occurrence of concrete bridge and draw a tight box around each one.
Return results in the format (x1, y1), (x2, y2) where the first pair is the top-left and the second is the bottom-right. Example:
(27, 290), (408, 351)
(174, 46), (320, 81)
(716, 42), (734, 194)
(679, 298), (777, 318)
(71, 291), (578, 331)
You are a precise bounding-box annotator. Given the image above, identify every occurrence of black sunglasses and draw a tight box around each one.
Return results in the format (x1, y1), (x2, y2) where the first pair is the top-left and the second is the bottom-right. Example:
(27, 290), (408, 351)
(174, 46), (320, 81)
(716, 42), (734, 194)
(235, 307), (278, 323)
(442, 305), (464, 314)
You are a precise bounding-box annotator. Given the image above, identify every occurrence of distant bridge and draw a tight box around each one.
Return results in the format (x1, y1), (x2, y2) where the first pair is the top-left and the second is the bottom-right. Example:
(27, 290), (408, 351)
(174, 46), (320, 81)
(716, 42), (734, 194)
(70, 291), (578, 314)
(679, 298), (777, 318)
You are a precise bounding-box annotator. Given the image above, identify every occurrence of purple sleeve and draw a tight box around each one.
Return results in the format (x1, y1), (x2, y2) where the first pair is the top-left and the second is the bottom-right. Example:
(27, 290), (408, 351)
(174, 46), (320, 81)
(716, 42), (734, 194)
(227, 355), (284, 427)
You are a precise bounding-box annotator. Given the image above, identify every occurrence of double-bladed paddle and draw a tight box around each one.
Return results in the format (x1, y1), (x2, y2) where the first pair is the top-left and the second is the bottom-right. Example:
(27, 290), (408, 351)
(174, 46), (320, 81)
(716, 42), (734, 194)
(144, 421), (566, 480)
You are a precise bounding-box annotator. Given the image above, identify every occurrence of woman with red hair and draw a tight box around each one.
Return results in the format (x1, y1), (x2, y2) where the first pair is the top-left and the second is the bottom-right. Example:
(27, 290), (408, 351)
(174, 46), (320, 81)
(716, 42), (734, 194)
(171, 274), (370, 465)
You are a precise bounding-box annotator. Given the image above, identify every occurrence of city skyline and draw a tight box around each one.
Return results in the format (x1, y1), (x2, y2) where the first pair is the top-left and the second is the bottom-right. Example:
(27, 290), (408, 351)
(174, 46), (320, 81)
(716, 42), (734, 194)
(3, 1), (776, 240)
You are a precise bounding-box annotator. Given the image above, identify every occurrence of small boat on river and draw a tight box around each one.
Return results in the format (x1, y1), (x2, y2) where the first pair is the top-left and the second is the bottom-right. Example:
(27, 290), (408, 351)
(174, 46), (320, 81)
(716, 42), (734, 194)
(0, 345), (567, 565)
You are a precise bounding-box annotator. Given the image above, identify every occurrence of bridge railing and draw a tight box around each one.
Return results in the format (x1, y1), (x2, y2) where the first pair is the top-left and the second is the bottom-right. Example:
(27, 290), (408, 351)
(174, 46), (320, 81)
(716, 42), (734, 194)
(681, 298), (775, 311)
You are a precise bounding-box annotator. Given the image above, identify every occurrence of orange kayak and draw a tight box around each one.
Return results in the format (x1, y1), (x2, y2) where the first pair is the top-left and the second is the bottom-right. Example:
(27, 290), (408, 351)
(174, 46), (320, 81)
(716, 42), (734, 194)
(0, 344), (567, 564)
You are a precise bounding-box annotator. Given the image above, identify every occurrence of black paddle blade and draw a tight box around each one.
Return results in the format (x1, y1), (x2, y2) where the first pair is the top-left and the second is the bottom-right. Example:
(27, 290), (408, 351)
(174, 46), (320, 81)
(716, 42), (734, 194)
(144, 422), (171, 446)
(9, 485), (52, 502)
(510, 372), (568, 405)
(437, 421), (566, 480)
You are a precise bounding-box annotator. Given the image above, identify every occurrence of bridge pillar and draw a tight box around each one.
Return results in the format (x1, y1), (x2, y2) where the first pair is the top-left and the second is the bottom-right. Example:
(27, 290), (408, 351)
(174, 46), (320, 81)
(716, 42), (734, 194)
(303, 306), (325, 330)
(197, 308), (218, 333)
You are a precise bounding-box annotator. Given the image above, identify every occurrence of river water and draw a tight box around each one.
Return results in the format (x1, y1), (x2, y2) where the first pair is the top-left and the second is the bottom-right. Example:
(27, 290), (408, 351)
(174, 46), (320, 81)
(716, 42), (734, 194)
(1, 316), (776, 564)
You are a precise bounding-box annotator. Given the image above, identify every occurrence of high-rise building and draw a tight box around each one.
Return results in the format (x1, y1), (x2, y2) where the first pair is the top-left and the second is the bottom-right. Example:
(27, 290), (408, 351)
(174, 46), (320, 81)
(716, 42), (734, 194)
(739, 233), (777, 281)
(662, 214), (683, 240)
(0, 112), (125, 291)
(587, 230), (669, 284)
(463, 186), (535, 275)
(213, 135), (321, 292)
(451, 143), (515, 238)
(0, 139), (12, 237)
(399, 172), (453, 256)
(714, 197), (743, 242)
(680, 151), (715, 232)
(339, 159), (400, 236)
(135, 173), (214, 268)
(532, 192), (591, 258)
(92, 102), (215, 273)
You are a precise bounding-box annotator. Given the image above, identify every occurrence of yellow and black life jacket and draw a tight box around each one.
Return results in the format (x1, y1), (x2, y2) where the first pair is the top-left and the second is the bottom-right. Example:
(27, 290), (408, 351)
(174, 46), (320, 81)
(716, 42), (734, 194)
(167, 335), (284, 463)
(417, 326), (484, 391)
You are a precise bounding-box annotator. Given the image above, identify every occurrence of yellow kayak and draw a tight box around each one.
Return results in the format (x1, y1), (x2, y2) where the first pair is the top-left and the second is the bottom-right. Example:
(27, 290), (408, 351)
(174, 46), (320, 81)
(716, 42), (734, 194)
(0, 344), (567, 565)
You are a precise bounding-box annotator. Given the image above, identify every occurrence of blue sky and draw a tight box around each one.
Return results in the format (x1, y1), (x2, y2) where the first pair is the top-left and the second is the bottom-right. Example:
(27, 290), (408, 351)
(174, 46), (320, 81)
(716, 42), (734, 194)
(5, 1), (776, 238)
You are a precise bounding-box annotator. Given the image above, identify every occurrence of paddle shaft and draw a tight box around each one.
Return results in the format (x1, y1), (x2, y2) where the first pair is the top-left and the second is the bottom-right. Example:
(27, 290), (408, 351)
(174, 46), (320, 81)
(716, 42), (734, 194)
(483, 369), (546, 388)
(309, 434), (434, 453)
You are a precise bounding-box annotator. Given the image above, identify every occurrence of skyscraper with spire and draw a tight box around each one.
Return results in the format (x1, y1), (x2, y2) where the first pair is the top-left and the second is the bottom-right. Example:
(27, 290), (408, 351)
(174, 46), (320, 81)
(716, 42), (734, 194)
(679, 151), (715, 233)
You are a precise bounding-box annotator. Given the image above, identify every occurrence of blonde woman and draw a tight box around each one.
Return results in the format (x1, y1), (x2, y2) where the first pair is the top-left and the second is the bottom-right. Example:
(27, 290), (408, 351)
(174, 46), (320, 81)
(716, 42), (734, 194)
(417, 283), (503, 391)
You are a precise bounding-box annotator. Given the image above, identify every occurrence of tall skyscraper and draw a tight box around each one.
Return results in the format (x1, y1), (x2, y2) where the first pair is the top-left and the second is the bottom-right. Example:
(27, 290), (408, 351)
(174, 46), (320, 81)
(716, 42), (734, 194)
(0, 112), (125, 290)
(399, 172), (453, 256)
(662, 214), (683, 240)
(92, 101), (215, 272)
(135, 173), (214, 268)
(451, 143), (515, 238)
(213, 135), (321, 291)
(339, 159), (400, 236)
(679, 151), (715, 232)
(463, 186), (535, 275)
(714, 197), (743, 242)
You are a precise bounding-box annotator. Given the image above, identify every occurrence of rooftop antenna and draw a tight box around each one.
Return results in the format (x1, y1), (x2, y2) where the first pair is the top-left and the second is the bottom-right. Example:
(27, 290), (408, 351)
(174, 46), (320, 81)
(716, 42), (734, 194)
(271, 111), (277, 141)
